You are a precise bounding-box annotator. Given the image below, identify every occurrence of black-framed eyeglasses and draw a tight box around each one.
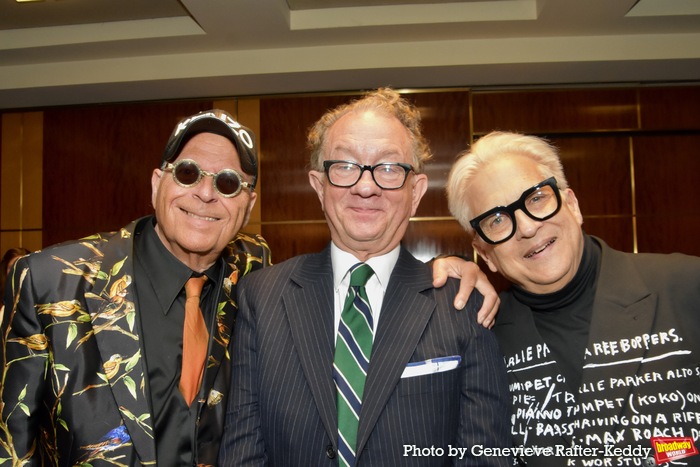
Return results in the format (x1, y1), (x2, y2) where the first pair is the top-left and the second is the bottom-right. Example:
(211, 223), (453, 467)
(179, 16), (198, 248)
(322, 160), (414, 190)
(163, 159), (253, 198)
(469, 177), (562, 245)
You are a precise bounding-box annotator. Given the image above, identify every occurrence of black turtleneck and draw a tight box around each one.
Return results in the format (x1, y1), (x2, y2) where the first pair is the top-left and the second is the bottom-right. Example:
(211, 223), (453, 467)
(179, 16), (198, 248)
(511, 234), (601, 394)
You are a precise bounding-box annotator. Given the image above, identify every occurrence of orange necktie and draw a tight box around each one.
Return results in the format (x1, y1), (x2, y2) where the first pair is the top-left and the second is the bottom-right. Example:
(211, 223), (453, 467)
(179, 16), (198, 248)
(180, 276), (209, 406)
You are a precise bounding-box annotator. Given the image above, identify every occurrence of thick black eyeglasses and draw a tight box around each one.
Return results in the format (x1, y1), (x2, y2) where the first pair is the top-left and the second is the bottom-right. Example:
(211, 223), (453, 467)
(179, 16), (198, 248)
(469, 177), (562, 245)
(163, 159), (252, 198)
(323, 160), (414, 190)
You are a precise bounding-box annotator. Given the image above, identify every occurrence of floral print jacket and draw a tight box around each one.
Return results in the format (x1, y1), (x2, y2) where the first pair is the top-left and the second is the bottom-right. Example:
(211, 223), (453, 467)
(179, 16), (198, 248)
(0, 216), (271, 466)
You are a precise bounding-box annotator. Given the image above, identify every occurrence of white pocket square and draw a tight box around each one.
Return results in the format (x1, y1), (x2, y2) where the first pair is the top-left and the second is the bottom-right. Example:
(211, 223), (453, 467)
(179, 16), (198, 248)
(401, 356), (462, 378)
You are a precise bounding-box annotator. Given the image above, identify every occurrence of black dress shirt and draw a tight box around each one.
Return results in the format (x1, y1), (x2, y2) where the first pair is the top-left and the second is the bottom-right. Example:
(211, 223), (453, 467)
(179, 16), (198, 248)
(133, 218), (221, 466)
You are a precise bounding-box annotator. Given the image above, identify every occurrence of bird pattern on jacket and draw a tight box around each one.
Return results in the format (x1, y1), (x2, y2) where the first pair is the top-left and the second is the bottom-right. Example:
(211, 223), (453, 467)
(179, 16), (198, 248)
(0, 216), (271, 466)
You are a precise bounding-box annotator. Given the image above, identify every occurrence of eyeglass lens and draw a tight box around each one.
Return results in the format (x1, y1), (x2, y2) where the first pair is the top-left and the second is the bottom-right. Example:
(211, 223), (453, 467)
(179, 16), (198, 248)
(327, 161), (409, 189)
(172, 160), (243, 197)
(478, 183), (559, 243)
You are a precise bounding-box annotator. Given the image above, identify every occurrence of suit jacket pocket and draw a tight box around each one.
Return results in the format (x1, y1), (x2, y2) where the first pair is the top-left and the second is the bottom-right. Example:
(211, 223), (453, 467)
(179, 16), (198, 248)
(397, 365), (461, 397)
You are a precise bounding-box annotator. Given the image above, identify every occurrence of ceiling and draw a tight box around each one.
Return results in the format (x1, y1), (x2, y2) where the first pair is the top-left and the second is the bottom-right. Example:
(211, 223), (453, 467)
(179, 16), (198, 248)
(1, 0), (699, 110)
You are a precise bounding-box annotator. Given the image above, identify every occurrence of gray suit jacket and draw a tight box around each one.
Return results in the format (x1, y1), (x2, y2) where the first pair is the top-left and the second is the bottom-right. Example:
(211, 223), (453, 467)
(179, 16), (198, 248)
(219, 245), (511, 466)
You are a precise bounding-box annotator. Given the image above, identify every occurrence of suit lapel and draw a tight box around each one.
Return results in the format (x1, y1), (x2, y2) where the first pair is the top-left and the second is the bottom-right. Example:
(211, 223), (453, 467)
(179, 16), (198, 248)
(285, 249), (338, 444)
(356, 249), (435, 455)
(581, 239), (657, 423)
(198, 260), (238, 405)
(496, 294), (574, 447)
(86, 219), (156, 462)
(199, 234), (269, 407)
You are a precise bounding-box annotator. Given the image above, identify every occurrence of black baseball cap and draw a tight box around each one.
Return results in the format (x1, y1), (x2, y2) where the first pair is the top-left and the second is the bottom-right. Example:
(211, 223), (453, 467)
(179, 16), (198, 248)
(161, 109), (258, 188)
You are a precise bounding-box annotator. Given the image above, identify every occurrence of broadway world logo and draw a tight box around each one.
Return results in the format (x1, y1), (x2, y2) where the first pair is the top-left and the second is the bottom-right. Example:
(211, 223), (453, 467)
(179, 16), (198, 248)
(651, 436), (698, 464)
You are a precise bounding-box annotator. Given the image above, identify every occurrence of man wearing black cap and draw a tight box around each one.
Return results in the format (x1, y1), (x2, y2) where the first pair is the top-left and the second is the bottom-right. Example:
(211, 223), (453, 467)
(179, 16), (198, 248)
(0, 109), (269, 466)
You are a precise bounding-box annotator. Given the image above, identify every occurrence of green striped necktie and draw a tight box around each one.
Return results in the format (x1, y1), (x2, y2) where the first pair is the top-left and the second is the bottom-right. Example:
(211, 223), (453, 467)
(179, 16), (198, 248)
(333, 263), (375, 467)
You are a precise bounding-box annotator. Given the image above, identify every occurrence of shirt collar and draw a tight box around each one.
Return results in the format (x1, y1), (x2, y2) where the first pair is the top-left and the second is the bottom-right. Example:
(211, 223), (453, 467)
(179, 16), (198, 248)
(330, 242), (400, 290)
(138, 217), (222, 313)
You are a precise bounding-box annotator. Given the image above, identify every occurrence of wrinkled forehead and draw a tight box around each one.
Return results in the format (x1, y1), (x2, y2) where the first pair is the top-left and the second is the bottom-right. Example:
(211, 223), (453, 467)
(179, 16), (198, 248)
(325, 110), (413, 163)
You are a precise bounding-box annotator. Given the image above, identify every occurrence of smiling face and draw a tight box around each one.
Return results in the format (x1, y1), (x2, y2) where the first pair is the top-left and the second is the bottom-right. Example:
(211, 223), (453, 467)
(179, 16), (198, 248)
(151, 132), (257, 272)
(468, 154), (585, 294)
(308, 109), (427, 261)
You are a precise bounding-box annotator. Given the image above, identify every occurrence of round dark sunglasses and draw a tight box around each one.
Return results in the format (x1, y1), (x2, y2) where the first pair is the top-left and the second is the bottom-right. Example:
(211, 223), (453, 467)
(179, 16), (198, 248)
(163, 159), (252, 198)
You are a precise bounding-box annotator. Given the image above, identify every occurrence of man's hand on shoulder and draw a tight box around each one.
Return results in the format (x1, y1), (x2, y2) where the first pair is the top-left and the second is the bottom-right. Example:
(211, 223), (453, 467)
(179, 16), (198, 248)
(431, 256), (499, 328)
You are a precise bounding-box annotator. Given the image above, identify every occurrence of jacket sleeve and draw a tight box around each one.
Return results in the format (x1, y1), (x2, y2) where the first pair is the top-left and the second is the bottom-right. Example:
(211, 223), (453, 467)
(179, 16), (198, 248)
(218, 281), (268, 466)
(0, 256), (48, 466)
(456, 293), (513, 466)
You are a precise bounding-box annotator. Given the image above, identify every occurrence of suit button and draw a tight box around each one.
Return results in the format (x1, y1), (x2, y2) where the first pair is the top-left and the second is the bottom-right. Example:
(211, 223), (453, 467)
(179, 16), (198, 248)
(326, 445), (336, 459)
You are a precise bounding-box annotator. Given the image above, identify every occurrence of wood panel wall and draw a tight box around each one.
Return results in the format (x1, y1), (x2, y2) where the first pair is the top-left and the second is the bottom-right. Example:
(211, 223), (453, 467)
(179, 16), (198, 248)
(259, 94), (352, 260)
(1, 112), (43, 253)
(42, 101), (211, 246)
(257, 86), (700, 290)
(1, 85), (699, 287)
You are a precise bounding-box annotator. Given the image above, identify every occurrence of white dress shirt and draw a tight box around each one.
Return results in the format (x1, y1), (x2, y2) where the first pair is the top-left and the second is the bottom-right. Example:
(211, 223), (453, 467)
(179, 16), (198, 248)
(330, 243), (400, 344)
